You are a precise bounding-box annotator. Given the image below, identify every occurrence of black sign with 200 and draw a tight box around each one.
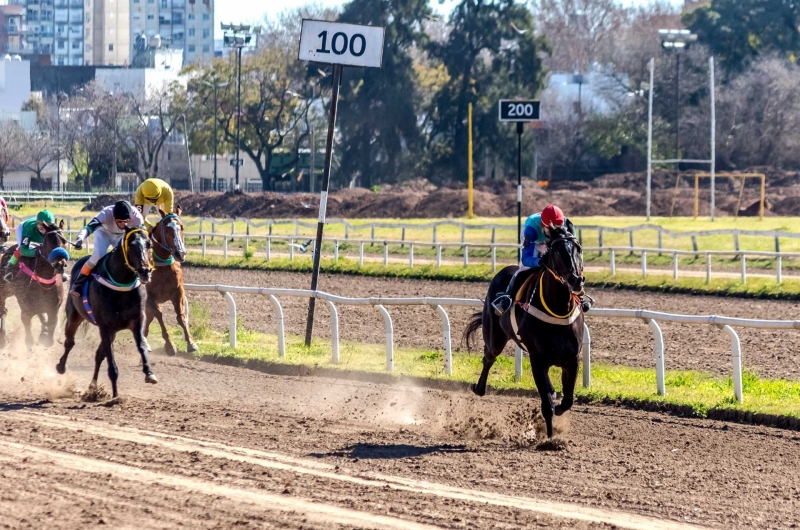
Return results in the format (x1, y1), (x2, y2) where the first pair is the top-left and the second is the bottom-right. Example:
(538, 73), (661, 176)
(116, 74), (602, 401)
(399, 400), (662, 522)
(498, 100), (540, 122)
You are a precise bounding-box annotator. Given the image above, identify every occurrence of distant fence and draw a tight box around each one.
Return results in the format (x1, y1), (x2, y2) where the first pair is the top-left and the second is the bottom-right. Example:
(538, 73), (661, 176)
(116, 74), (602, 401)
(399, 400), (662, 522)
(183, 284), (800, 402)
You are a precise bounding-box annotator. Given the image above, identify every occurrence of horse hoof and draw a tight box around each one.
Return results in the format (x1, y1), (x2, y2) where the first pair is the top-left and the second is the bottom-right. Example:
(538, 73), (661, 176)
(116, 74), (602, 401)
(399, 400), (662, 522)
(187, 342), (199, 354)
(165, 344), (176, 357)
(471, 383), (486, 397)
(55, 362), (66, 375)
(145, 374), (158, 384)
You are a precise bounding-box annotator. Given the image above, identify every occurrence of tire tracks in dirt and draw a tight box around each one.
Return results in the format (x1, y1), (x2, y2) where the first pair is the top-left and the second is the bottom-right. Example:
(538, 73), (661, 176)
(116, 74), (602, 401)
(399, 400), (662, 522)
(6, 411), (705, 530)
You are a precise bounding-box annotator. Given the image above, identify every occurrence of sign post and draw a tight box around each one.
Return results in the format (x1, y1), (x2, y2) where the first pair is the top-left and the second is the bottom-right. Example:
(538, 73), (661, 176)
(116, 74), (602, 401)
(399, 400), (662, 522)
(299, 19), (385, 347)
(498, 99), (540, 263)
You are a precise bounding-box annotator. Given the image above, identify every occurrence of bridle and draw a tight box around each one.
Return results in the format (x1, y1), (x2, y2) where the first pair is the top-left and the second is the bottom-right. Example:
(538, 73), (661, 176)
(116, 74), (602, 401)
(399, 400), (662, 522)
(151, 213), (183, 266)
(122, 228), (153, 272)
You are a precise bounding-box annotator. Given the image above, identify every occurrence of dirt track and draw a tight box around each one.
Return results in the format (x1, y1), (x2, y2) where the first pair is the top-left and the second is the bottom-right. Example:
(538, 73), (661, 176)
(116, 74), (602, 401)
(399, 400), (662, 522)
(182, 267), (800, 380)
(1, 351), (800, 529)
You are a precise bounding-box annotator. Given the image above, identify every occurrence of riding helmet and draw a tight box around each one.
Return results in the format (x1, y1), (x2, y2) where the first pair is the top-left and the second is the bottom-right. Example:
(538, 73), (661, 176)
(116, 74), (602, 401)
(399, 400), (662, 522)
(113, 200), (133, 221)
(141, 179), (161, 201)
(37, 210), (55, 224)
(541, 205), (565, 228)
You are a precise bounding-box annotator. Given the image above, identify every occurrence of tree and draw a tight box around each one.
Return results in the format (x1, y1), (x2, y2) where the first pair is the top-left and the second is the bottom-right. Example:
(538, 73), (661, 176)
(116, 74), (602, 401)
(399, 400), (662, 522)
(685, 0), (800, 71)
(118, 84), (185, 182)
(426, 0), (548, 182)
(0, 121), (25, 189)
(21, 131), (57, 190)
(335, 0), (432, 187)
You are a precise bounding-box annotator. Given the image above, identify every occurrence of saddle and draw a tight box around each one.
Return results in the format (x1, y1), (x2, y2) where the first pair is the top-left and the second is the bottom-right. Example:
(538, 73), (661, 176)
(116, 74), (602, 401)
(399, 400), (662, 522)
(510, 267), (543, 304)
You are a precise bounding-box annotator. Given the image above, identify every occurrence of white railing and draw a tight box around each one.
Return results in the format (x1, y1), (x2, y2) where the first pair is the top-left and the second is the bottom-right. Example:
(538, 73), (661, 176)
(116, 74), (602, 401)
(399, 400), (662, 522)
(183, 284), (800, 403)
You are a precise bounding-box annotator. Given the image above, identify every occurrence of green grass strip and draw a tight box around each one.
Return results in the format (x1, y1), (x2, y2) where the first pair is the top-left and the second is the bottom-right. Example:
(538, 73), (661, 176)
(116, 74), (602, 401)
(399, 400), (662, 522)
(170, 305), (800, 421)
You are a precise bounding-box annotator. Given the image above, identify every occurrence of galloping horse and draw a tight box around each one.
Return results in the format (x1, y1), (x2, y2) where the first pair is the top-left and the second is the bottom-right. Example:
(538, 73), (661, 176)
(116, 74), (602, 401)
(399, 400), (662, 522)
(0, 221), (69, 347)
(465, 225), (586, 439)
(57, 227), (156, 398)
(145, 211), (197, 355)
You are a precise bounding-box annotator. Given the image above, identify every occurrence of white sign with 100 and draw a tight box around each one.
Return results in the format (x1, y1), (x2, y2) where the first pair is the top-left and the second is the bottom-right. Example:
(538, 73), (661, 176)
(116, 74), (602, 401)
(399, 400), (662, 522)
(298, 19), (385, 68)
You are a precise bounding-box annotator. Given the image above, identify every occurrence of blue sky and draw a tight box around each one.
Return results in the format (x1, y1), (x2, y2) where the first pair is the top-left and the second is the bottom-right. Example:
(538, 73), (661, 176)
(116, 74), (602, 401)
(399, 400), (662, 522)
(215, 0), (683, 39)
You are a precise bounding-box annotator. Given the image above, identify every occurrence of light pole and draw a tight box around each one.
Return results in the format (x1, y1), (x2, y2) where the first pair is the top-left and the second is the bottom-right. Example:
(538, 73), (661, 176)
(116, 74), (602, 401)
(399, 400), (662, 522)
(221, 23), (259, 193)
(55, 92), (65, 191)
(658, 29), (697, 163)
(286, 87), (317, 193)
(202, 80), (228, 192)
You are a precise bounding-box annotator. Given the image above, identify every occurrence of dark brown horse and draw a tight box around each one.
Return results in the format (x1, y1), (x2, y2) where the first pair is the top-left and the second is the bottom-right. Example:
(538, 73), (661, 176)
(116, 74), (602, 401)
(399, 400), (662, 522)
(57, 227), (155, 398)
(145, 211), (197, 355)
(0, 221), (69, 347)
(465, 225), (586, 439)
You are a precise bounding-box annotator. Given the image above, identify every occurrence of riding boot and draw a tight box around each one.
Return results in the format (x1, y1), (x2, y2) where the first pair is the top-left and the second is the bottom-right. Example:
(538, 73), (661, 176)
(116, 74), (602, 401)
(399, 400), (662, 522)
(70, 273), (89, 298)
(492, 272), (522, 316)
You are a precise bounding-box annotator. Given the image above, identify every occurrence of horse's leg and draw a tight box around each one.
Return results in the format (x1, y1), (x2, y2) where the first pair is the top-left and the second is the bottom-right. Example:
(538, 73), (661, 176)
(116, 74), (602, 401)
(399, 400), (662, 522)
(133, 318), (158, 385)
(0, 294), (7, 347)
(20, 309), (34, 349)
(98, 327), (119, 398)
(555, 357), (579, 416)
(148, 298), (175, 356)
(172, 293), (197, 353)
(56, 304), (82, 374)
(472, 304), (509, 397)
(531, 363), (555, 438)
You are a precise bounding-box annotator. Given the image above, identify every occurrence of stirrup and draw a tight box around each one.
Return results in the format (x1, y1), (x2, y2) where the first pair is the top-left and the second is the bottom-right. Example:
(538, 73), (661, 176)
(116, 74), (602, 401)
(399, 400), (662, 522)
(492, 294), (512, 316)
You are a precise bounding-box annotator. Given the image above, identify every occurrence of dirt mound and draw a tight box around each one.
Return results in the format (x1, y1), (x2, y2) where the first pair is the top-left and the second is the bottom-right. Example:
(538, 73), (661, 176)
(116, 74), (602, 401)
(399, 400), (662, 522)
(82, 194), (130, 211)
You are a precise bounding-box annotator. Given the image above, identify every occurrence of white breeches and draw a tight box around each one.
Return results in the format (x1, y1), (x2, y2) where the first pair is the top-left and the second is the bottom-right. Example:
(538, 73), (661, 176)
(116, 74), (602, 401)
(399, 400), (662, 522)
(87, 228), (124, 267)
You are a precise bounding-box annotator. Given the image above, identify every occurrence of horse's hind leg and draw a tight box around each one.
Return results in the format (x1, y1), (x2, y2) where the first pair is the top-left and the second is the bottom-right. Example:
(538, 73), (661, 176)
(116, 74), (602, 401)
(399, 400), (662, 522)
(97, 327), (119, 398)
(472, 307), (509, 397)
(173, 293), (197, 353)
(555, 357), (579, 416)
(147, 298), (175, 356)
(532, 364), (556, 438)
(133, 318), (158, 385)
(20, 311), (34, 349)
(57, 303), (82, 374)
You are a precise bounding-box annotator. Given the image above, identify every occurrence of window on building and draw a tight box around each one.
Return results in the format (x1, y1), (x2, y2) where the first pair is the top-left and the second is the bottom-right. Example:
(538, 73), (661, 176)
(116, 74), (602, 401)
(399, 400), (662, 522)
(188, 28), (194, 36)
(167, 152), (172, 160)
(202, 28), (209, 38)
(57, 41), (65, 49)
(133, 13), (140, 19)
(108, 44), (113, 51)
(202, 13), (209, 20)
(147, 14), (154, 19)
(202, 44), (209, 52)
(161, 0), (166, 6)
(71, 41), (79, 49)
(188, 13), (194, 20)
(188, 44), (195, 51)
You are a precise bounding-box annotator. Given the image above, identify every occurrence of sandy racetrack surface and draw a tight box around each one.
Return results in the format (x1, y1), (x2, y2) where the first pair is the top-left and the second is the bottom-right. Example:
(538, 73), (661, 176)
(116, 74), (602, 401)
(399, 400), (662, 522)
(1, 350), (799, 529)
(182, 268), (800, 380)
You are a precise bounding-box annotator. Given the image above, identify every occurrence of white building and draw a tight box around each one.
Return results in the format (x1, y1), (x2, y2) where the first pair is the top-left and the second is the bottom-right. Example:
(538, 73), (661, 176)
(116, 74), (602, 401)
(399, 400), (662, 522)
(95, 63), (184, 99)
(0, 55), (30, 112)
(130, 0), (214, 65)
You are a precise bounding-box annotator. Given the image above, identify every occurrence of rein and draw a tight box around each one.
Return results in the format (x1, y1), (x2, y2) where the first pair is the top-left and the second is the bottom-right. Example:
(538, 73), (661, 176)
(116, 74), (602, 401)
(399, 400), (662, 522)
(122, 228), (152, 272)
(91, 228), (151, 292)
(537, 268), (581, 320)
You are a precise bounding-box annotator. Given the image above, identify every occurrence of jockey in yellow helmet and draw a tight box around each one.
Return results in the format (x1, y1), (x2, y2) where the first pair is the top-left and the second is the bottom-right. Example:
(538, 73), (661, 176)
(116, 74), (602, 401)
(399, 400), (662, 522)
(134, 178), (175, 222)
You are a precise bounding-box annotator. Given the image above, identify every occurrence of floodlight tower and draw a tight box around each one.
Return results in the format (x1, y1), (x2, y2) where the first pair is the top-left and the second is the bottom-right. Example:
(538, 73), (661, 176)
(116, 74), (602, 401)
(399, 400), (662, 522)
(658, 29), (697, 160)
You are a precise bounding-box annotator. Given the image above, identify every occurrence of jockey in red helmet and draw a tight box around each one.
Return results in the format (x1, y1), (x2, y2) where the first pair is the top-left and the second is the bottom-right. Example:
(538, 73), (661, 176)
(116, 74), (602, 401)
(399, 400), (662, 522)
(491, 204), (591, 315)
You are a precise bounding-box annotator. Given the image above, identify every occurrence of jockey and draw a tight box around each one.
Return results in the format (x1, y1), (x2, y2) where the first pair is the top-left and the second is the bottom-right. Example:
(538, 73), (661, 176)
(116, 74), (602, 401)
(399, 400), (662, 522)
(491, 205), (584, 315)
(134, 178), (175, 223)
(70, 200), (145, 297)
(4, 210), (55, 278)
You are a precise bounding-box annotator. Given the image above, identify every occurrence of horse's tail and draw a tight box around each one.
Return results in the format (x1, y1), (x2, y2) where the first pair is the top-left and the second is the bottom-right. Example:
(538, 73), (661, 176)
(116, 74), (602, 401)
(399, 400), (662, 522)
(463, 310), (483, 353)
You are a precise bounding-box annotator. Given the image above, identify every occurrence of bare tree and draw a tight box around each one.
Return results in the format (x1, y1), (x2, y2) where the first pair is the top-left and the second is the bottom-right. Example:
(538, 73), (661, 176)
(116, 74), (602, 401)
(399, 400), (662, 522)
(0, 121), (26, 190)
(118, 84), (185, 182)
(22, 131), (57, 190)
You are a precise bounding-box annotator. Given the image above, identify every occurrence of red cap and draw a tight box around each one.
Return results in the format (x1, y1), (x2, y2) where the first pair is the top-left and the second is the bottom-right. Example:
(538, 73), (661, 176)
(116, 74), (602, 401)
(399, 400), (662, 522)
(541, 205), (565, 227)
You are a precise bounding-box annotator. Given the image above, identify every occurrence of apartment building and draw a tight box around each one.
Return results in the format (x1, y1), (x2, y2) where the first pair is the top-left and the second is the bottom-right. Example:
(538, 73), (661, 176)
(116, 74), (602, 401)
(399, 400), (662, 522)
(130, 0), (212, 65)
(85, 0), (130, 65)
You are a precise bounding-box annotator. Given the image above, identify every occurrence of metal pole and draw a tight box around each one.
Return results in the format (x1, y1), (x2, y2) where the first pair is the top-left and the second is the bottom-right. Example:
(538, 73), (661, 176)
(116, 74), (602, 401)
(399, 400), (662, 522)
(709, 56), (716, 221)
(675, 54), (680, 162)
(310, 85), (316, 194)
(646, 57), (654, 220)
(213, 84), (218, 192)
(235, 45), (242, 192)
(304, 64), (343, 347)
(517, 121), (523, 263)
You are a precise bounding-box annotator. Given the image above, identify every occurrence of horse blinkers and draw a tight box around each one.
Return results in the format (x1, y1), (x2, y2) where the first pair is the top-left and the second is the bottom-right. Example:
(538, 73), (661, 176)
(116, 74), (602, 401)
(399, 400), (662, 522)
(548, 236), (584, 294)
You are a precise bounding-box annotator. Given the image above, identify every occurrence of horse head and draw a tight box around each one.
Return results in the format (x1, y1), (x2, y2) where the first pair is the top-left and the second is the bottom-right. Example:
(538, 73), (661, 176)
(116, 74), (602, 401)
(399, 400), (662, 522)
(543, 225), (584, 295)
(40, 221), (70, 275)
(151, 213), (186, 263)
(124, 227), (153, 284)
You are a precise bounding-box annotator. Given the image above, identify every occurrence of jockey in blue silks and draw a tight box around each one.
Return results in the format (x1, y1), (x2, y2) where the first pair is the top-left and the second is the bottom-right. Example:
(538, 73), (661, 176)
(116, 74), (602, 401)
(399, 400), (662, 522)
(492, 204), (590, 315)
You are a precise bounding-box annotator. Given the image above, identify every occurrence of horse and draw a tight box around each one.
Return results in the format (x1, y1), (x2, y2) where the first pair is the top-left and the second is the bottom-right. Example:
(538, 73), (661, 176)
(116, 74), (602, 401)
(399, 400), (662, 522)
(464, 225), (586, 439)
(145, 211), (197, 356)
(0, 221), (69, 348)
(57, 227), (156, 399)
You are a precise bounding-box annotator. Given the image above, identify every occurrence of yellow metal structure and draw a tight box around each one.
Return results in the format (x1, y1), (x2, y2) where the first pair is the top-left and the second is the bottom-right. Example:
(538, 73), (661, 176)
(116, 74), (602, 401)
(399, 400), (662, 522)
(670, 172), (766, 219)
(468, 102), (474, 218)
